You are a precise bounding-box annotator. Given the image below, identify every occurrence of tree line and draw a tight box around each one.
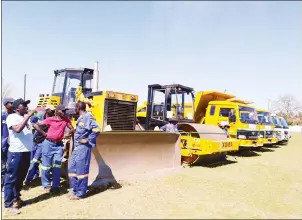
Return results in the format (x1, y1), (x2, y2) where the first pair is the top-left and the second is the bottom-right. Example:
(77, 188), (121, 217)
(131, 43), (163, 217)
(272, 94), (302, 125)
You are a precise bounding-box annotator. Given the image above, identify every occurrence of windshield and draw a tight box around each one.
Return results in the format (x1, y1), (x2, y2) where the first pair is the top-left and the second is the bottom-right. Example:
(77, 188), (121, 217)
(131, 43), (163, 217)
(82, 72), (93, 89)
(239, 106), (258, 124)
(53, 72), (66, 94)
(63, 71), (82, 108)
(257, 111), (272, 125)
(279, 117), (289, 129)
(271, 116), (281, 127)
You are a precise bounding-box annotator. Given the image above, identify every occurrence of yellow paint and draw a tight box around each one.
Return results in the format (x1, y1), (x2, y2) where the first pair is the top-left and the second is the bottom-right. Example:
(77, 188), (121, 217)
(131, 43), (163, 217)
(137, 90), (263, 149)
(37, 95), (60, 108)
(90, 91), (138, 131)
(180, 134), (239, 156)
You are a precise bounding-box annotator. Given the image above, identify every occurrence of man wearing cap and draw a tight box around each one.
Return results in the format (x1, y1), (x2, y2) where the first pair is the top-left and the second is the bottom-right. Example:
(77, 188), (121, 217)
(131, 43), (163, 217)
(34, 104), (74, 193)
(24, 105), (55, 187)
(1, 97), (15, 191)
(4, 98), (37, 214)
(160, 118), (179, 133)
(218, 121), (230, 137)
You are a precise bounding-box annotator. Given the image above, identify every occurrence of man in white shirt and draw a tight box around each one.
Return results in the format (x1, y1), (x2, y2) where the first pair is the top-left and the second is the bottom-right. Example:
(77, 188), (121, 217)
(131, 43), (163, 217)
(4, 98), (37, 214)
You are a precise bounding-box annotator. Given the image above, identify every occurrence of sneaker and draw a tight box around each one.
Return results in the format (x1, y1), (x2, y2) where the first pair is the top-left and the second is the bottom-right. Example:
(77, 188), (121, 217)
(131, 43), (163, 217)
(44, 187), (51, 193)
(6, 207), (21, 214)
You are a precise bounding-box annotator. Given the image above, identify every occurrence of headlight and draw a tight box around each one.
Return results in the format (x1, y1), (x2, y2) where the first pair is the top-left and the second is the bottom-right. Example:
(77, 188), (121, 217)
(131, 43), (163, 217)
(238, 135), (246, 139)
(273, 133), (277, 138)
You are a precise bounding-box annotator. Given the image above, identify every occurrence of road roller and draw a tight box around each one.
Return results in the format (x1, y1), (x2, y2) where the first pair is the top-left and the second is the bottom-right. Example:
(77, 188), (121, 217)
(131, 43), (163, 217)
(137, 84), (239, 165)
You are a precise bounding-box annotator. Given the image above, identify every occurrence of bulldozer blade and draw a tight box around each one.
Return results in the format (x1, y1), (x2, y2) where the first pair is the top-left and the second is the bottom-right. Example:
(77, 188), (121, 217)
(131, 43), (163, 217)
(88, 131), (182, 188)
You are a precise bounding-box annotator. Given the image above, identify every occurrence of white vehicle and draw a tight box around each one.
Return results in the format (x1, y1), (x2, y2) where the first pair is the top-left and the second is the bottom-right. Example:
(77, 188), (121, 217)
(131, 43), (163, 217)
(271, 113), (289, 144)
(278, 116), (291, 143)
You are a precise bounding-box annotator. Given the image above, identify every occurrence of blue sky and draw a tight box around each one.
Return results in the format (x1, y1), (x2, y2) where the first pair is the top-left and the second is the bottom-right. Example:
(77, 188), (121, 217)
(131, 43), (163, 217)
(2, 1), (302, 109)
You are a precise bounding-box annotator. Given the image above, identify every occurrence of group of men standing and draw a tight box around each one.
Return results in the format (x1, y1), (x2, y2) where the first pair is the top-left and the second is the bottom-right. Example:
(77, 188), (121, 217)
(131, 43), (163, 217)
(1, 97), (100, 215)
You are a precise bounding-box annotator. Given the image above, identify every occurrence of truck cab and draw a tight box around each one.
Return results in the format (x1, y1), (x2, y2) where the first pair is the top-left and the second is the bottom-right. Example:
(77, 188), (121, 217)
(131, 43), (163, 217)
(271, 114), (284, 143)
(278, 116), (291, 144)
(190, 91), (263, 148)
(204, 101), (263, 148)
(256, 109), (278, 145)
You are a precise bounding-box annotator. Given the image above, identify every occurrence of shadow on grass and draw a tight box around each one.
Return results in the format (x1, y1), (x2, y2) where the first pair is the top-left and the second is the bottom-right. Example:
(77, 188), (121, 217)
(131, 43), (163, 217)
(86, 181), (122, 198)
(24, 180), (69, 205)
(185, 154), (238, 169)
(22, 178), (42, 191)
(228, 149), (261, 157)
(198, 159), (238, 168)
(252, 147), (275, 153)
(264, 144), (281, 149)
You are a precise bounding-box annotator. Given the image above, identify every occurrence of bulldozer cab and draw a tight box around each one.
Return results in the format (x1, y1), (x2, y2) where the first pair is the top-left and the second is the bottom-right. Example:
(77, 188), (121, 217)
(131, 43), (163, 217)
(52, 68), (94, 110)
(145, 84), (195, 130)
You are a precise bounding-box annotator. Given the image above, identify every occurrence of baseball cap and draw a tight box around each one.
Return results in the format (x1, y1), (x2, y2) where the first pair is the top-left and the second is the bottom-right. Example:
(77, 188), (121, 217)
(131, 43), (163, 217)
(168, 118), (179, 122)
(2, 97), (15, 106)
(219, 121), (230, 127)
(12, 98), (31, 110)
(45, 104), (55, 111)
(56, 104), (68, 111)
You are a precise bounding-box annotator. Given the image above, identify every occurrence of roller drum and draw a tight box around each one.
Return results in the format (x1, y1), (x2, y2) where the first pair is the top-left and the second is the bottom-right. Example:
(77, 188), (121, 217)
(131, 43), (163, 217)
(178, 123), (228, 165)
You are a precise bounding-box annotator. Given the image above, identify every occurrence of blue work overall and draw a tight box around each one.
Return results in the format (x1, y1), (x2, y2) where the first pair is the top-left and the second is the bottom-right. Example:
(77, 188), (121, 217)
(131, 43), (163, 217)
(68, 112), (100, 198)
(41, 139), (63, 190)
(25, 117), (46, 185)
(1, 112), (9, 189)
(4, 151), (31, 208)
(25, 143), (42, 185)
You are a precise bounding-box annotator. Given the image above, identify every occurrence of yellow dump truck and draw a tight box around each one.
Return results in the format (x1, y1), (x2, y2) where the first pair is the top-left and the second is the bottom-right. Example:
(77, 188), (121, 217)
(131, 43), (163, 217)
(191, 92), (263, 149)
(37, 68), (181, 187)
(137, 84), (239, 165)
(256, 108), (278, 145)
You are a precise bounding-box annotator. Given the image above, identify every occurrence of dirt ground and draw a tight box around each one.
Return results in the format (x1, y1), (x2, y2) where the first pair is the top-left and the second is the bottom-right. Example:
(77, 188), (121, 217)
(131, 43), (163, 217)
(2, 133), (302, 219)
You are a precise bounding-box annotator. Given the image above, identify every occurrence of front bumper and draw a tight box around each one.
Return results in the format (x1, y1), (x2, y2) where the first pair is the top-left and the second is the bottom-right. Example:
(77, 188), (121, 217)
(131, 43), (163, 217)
(263, 137), (278, 145)
(239, 139), (263, 148)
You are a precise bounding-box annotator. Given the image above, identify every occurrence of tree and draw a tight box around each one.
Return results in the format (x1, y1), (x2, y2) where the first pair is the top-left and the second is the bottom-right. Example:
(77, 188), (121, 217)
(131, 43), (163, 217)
(2, 82), (12, 99)
(272, 94), (302, 121)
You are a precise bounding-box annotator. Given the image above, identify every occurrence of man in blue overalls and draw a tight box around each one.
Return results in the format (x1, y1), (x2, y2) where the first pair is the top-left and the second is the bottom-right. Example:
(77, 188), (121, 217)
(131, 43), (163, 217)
(68, 101), (100, 200)
(24, 106), (55, 188)
(1, 97), (15, 191)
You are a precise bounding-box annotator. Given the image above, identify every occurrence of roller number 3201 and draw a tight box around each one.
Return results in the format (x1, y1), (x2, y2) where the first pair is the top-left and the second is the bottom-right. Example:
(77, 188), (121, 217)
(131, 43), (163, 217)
(222, 142), (233, 148)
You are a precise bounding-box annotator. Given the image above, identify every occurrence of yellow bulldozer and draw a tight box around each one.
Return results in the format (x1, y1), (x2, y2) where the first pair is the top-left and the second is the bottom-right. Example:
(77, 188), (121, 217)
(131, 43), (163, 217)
(36, 66), (182, 188)
(136, 84), (239, 165)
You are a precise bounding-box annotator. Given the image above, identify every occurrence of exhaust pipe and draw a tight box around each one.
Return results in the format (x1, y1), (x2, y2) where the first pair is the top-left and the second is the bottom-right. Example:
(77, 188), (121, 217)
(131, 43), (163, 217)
(93, 61), (99, 92)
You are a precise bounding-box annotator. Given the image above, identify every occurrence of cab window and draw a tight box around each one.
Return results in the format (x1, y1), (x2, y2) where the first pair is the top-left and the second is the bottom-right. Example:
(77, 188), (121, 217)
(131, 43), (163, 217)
(210, 105), (216, 116)
(219, 108), (232, 117)
(138, 107), (146, 112)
